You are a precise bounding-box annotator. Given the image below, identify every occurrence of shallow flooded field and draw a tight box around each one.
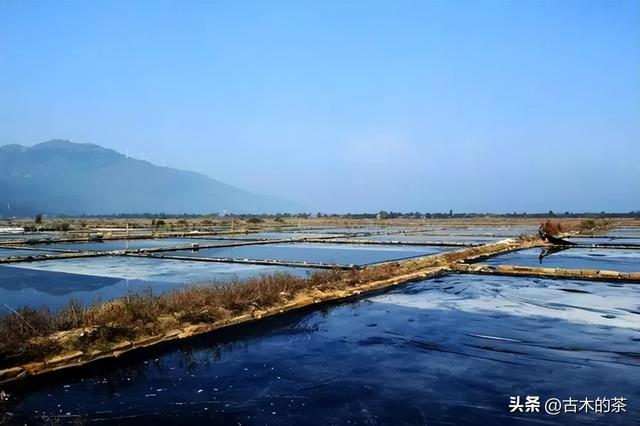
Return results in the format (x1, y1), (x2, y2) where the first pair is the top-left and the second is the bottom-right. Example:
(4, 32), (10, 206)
(484, 248), (640, 272)
(293, 226), (412, 235)
(0, 223), (638, 424)
(568, 237), (640, 245)
(416, 226), (537, 237)
(0, 259), (310, 310)
(363, 234), (502, 244)
(38, 238), (231, 252)
(162, 243), (443, 265)
(606, 228), (640, 238)
(564, 229), (640, 246)
(4, 274), (638, 425)
(224, 231), (341, 240)
(0, 235), (450, 311)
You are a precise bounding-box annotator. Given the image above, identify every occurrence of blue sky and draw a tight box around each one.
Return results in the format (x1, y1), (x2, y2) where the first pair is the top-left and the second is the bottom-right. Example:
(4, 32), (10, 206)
(1, 0), (638, 213)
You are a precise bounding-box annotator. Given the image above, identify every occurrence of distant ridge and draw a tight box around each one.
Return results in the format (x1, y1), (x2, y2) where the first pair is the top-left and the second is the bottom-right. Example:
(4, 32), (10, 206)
(0, 139), (301, 216)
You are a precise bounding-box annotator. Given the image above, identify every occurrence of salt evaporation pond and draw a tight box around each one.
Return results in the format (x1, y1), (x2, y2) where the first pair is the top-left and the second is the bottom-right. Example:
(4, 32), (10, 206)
(567, 228), (640, 245)
(38, 238), (231, 252)
(607, 228), (640, 238)
(230, 232), (341, 240)
(414, 226), (537, 237)
(0, 257), (309, 310)
(363, 234), (502, 244)
(484, 248), (640, 272)
(568, 236), (640, 245)
(296, 226), (411, 235)
(161, 243), (443, 265)
(4, 274), (638, 424)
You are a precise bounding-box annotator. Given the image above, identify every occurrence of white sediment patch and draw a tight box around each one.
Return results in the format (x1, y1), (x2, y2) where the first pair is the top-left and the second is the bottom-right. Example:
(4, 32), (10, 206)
(371, 275), (640, 329)
(4, 256), (308, 283)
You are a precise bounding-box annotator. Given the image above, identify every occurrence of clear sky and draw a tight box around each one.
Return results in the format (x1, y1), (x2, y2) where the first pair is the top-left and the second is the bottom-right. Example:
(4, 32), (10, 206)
(1, 0), (638, 213)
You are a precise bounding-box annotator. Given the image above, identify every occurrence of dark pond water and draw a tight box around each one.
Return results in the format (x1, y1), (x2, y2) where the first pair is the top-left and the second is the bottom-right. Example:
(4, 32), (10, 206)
(0, 258), (309, 310)
(162, 243), (443, 266)
(483, 248), (639, 272)
(2, 274), (638, 425)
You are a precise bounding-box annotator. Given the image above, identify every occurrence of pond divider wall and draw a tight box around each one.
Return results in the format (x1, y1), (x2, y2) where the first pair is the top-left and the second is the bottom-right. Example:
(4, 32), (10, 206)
(1, 235), (638, 385)
(453, 263), (640, 283)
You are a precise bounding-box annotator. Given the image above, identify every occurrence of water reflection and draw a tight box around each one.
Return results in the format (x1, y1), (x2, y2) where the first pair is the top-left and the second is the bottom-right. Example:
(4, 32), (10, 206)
(0, 259), (311, 310)
(163, 243), (442, 266)
(485, 248), (640, 272)
(0, 266), (119, 295)
(3, 275), (638, 424)
(538, 246), (570, 264)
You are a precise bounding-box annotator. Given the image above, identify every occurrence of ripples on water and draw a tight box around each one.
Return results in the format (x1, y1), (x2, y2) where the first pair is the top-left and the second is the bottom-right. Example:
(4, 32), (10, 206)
(3, 274), (638, 425)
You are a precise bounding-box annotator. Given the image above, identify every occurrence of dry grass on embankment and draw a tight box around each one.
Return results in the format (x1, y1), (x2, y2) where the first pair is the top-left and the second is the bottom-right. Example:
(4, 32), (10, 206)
(0, 236), (537, 379)
(0, 264), (408, 370)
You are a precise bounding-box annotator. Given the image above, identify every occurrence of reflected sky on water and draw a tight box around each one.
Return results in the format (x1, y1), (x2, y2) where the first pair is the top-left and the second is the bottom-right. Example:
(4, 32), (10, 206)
(3, 274), (638, 425)
(0, 258), (310, 310)
(484, 248), (640, 273)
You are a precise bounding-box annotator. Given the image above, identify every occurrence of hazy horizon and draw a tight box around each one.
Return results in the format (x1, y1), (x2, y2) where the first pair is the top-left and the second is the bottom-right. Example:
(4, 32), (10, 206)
(1, 1), (638, 214)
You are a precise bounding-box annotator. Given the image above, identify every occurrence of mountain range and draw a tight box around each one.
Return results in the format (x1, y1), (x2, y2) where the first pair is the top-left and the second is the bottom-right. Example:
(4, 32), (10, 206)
(0, 140), (300, 216)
